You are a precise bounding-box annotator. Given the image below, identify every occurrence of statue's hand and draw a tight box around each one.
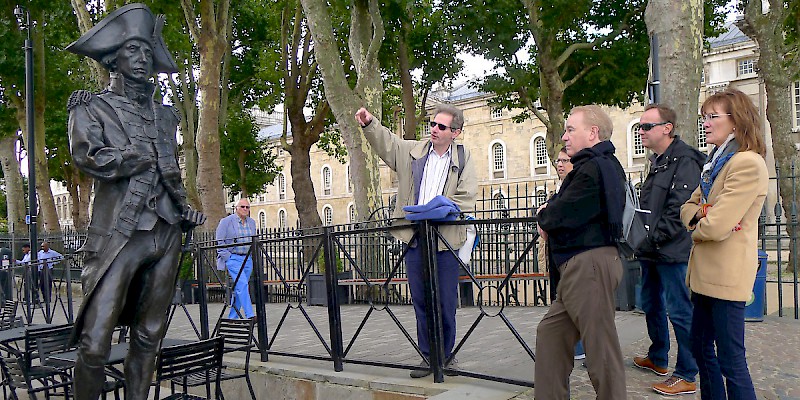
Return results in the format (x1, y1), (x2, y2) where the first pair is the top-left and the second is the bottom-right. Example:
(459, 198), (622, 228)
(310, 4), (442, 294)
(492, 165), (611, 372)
(121, 144), (156, 175)
(180, 208), (206, 232)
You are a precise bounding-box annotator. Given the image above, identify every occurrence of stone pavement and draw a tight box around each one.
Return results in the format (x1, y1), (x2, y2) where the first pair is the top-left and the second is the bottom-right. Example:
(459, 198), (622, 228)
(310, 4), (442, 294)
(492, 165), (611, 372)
(159, 302), (800, 399)
(33, 298), (800, 399)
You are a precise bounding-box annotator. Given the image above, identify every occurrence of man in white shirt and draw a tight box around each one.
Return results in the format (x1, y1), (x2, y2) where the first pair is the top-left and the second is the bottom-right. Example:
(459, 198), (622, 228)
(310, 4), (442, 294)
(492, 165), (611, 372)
(37, 241), (62, 303)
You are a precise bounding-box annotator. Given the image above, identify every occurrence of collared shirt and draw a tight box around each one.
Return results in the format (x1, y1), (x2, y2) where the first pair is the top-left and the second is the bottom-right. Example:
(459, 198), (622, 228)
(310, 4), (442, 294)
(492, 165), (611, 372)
(417, 145), (452, 205)
(37, 249), (63, 271)
(17, 252), (30, 265)
(232, 217), (256, 255)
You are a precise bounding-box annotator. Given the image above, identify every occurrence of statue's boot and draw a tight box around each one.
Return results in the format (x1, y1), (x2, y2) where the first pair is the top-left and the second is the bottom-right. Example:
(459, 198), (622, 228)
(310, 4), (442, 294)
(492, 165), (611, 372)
(73, 353), (105, 400)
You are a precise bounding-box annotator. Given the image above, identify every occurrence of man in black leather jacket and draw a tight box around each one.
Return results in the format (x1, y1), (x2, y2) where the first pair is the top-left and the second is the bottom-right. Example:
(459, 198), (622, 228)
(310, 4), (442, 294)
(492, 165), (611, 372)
(632, 104), (705, 396)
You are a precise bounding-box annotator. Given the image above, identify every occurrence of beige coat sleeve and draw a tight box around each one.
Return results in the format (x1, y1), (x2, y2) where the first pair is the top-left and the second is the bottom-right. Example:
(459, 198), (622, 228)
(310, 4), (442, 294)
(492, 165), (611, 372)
(680, 187), (703, 229)
(687, 154), (767, 242)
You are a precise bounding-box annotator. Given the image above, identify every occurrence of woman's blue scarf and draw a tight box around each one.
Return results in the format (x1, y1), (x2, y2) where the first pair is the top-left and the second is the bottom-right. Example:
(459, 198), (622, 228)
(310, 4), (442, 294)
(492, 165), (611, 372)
(700, 134), (740, 202)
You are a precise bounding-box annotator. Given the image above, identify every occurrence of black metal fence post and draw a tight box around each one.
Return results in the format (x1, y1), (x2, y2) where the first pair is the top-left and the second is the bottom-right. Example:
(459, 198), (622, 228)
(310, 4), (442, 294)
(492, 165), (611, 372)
(324, 227), (344, 372)
(252, 235), (269, 362)
(420, 220), (445, 382)
(196, 246), (210, 340)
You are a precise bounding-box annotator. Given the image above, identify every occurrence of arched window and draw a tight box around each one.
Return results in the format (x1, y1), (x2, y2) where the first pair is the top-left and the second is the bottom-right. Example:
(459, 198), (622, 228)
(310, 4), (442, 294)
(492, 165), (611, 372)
(534, 137), (548, 166)
(348, 203), (356, 223)
(258, 211), (266, 229)
(535, 189), (547, 207)
(490, 141), (506, 179)
(322, 166), (332, 196)
(634, 183), (642, 200)
(491, 108), (503, 119)
(492, 191), (509, 219)
(346, 165), (352, 193)
(278, 209), (287, 229)
(277, 173), (286, 200)
(697, 117), (707, 149)
(323, 205), (333, 226)
(631, 123), (645, 157)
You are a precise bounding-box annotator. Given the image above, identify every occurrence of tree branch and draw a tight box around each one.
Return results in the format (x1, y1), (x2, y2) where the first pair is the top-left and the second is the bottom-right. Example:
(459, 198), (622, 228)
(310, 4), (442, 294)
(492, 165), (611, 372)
(180, 0), (201, 44)
(564, 63), (598, 89)
(365, 0), (384, 68)
(555, 5), (641, 68)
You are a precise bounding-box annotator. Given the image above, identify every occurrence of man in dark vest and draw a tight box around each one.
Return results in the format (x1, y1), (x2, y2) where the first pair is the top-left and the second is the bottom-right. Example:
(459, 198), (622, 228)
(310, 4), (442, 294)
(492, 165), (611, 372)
(65, 4), (205, 399)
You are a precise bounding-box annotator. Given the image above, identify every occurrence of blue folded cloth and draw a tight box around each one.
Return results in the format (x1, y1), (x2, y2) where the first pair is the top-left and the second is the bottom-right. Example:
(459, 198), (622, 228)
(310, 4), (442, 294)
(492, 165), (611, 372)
(403, 195), (461, 221)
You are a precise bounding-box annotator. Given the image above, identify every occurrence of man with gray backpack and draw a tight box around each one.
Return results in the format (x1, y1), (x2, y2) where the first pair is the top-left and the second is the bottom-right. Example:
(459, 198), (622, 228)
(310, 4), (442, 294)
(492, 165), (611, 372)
(632, 104), (705, 396)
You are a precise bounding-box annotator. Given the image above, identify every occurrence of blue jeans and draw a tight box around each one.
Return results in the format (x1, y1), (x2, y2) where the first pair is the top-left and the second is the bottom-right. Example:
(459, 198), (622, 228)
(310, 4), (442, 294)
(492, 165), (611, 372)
(405, 246), (460, 359)
(575, 340), (585, 357)
(639, 260), (697, 382)
(226, 254), (255, 319)
(691, 292), (756, 400)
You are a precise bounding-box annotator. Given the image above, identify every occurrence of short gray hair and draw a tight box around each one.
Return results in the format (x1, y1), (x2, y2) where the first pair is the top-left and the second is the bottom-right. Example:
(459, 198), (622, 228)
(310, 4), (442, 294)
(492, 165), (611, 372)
(433, 104), (465, 130)
(570, 105), (613, 141)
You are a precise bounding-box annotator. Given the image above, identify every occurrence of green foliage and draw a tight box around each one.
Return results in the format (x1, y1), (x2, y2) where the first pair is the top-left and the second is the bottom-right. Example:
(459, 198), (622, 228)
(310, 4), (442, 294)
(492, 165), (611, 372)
(220, 103), (281, 197)
(179, 253), (194, 280)
(316, 249), (344, 273)
(317, 129), (348, 164)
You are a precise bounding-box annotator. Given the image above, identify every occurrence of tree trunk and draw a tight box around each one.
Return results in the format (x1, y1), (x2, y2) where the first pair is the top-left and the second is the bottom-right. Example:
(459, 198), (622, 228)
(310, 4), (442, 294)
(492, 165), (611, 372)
(289, 140), (323, 229)
(69, 0), (109, 89)
(172, 64), (202, 210)
(398, 27), (417, 140)
(74, 171), (92, 231)
(645, 0), (703, 147)
(0, 135), (26, 234)
(301, 0), (384, 220)
(740, 2), (799, 274)
(181, 0), (232, 231)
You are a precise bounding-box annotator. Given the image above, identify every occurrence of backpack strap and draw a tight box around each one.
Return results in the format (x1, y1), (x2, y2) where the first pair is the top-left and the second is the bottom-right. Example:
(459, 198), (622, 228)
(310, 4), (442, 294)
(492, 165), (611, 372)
(457, 144), (465, 179)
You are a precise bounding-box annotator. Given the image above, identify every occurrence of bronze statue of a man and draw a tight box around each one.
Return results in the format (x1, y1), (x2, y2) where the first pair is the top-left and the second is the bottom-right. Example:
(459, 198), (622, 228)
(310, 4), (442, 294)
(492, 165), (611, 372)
(65, 4), (205, 400)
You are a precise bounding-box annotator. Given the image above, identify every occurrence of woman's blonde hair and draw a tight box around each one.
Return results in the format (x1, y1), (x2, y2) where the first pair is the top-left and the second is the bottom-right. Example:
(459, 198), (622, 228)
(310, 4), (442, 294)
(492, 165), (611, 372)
(701, 88), (766, 156)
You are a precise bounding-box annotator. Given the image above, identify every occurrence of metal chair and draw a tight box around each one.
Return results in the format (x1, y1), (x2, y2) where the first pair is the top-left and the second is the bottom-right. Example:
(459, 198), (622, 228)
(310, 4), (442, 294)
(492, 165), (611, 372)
(0, 302), (22, 330)
(214, 318), (257, 400)
(0, 351), (72, 400)
(154, 337), (225, 400)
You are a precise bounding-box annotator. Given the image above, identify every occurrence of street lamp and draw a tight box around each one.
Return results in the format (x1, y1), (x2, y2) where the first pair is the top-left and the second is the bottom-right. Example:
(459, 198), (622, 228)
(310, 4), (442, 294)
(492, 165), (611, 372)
(14, 4), (38, 305)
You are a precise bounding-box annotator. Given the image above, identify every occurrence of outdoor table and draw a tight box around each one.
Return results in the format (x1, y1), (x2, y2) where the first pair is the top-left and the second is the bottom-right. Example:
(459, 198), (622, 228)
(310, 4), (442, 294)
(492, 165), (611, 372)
(48, 338), (193, 367)
(0, 324), (51, 354)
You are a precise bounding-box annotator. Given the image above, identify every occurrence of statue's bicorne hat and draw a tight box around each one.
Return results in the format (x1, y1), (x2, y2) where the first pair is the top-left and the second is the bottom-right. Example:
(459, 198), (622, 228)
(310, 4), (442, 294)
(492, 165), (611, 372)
(66, 3), (178, 74)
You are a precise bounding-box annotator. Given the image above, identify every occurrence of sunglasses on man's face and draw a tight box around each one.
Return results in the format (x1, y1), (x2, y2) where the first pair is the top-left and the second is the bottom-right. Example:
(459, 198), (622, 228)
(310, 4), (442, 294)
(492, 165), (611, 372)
(639, 121), (670, 132)
(429, 121), (456, 132)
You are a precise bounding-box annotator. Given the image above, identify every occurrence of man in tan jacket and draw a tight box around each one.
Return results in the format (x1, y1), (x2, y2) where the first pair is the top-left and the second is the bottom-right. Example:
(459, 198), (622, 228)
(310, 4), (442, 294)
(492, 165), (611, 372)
(355, 105), (477, 378)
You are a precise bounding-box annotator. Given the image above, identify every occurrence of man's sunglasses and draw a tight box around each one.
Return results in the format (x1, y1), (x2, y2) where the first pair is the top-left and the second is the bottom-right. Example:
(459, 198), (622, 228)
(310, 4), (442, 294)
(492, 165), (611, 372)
(639, 121), (670, 131)
(238, 205), (250, 209)
(429, 121), (457, 131)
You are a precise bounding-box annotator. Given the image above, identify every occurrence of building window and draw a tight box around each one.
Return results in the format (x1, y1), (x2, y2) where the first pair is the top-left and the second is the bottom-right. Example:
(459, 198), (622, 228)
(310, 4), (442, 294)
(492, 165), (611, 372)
(323, 205), (333, 226)
(258, 211), (266, 229)
(491, 108), (503, 119)
(793, 81), (800, 129)
(535, 189), (547, 207)
(634, 183), (642, 200)
(421, 121), (431, 137)
(277, 173), (286, 200)
(322, 166), (332, 196)
(534, 137), (547, 166)
(346, 165), (352, 193)
(700, 69), (705, 85)
(258, 195), (264, 203)
(491, 141), (506, 179)
(631, 123), (645, 157)
(348, 203), (356, 223)
(278, 209), (287, 229)
(697, 116), (707, 149)
(737, 58), (755, 76)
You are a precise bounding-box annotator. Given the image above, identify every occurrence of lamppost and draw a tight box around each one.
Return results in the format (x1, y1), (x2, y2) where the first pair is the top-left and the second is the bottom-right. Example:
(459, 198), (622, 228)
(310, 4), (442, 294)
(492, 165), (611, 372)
(14, 4), (38, 307)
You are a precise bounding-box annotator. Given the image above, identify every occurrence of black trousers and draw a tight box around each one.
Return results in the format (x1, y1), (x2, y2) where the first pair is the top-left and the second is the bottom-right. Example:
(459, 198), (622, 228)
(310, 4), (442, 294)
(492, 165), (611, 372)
(73, 220), (181, 400)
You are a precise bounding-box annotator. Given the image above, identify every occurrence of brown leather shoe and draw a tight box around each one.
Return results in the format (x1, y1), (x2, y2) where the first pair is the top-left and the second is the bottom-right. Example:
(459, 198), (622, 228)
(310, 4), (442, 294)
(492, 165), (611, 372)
(653, 376), (697, 396)
(633, 356), (669, 376)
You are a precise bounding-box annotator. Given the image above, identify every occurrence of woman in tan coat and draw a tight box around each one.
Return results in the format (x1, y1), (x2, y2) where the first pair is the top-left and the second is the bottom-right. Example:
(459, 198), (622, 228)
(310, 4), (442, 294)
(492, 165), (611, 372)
(680, 89), (767, 400)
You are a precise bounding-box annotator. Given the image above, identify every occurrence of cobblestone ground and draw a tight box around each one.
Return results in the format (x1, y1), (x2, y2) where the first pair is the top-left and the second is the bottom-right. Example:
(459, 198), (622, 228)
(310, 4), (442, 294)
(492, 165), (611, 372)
(512, 317), (800, 400)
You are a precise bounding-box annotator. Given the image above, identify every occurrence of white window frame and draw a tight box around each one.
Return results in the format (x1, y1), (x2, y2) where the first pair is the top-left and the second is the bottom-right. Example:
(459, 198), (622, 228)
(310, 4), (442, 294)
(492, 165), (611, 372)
(697, 116), (708, 149)
(278, 208), (287, 229)
(258, 211), (266, 229)
(491, 108), (503, 119)
(346, 164), (352, 193)
(347, 202), (356, 223)
(793, 81), (800, 131)
(321, 165), (332, 196)
(529, 133), (551, 176)
(626, 119), (644, 167)
(277, 173), (286, 200)
(737, 58), (756, 76)
(489, 139), (507, 180)
(322, 204), (333, 226)
(534, 188), (547, 208)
